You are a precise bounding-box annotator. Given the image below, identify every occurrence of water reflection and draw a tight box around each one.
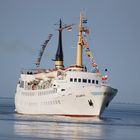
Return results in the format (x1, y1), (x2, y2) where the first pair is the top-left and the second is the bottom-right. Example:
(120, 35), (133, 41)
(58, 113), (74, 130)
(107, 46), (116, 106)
(1, 102), (140, 140)
(14, 115), (107, 139)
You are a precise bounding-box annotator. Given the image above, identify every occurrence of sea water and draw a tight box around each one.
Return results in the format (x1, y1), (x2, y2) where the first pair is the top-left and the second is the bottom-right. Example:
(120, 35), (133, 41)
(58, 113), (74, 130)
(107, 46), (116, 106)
(0, 98), (140, 140)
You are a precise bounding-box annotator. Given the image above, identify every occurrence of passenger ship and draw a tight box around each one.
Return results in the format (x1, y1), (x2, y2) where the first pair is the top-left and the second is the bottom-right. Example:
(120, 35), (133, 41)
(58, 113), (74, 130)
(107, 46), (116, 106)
(15, 13), (117, 117)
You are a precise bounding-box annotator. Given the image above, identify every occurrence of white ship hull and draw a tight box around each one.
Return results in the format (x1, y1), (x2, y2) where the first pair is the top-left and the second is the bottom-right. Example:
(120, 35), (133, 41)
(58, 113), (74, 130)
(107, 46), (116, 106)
(14, 13), (118, 117)
(15, 84), (117, 117)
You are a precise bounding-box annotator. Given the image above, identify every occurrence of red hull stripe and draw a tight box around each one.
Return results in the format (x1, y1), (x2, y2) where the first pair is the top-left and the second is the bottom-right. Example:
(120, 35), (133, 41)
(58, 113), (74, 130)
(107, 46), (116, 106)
(55, 114), (97, 117)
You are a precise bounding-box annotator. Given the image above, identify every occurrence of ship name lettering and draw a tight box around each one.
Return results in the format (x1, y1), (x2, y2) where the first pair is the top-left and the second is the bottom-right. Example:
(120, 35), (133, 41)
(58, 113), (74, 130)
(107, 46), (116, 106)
(76, 94), (85, 98)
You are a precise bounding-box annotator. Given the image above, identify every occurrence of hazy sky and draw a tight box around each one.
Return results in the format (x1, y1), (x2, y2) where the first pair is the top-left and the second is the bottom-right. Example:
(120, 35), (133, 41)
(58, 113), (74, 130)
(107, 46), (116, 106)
(0, 0), (140, 104)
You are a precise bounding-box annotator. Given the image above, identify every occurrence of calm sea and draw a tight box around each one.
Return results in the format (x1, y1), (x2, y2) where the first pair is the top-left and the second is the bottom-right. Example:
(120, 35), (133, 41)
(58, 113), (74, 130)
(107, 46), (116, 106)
(0, 98), (140, 140)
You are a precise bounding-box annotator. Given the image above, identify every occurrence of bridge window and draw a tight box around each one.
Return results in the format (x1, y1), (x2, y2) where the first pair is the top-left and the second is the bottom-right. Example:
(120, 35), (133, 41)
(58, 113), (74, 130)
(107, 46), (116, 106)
(83, 79), (87, 83)
(96, 80), (99, 84)
(92, 80), (95, 84)
(70, 78), (73, 82)
(88, 79), (91, 83)
(74, 78), (77, 82)
(78, 78), (81, 82)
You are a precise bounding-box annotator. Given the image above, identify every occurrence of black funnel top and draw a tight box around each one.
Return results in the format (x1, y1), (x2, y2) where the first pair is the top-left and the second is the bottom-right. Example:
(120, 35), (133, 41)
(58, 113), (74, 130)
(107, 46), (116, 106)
(55, 19), (63, 61)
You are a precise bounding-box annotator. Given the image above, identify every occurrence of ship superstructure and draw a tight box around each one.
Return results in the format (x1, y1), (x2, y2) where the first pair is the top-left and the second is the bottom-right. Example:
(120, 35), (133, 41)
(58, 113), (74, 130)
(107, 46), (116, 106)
(15, 13), (117, 117)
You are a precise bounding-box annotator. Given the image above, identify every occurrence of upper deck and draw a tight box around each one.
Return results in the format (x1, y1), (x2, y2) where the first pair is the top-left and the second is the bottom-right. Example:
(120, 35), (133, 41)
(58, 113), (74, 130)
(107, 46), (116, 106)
(18, 65), (108, 91)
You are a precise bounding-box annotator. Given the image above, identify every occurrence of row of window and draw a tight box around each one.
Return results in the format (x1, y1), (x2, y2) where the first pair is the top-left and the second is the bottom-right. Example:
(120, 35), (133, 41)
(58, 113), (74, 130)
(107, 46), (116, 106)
(21, 90), (56, 96)
(20, 100), (61, 106)
(70, 78), (99, 84)
(41, 100), (61, 105)
(37, 90), (56, 96)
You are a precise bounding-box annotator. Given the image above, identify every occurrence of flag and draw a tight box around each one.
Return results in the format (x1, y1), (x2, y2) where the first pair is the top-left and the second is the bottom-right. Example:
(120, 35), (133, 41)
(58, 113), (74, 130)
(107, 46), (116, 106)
(83, 28), (90, 34)
(83, 19), (87, 24)
(102, 75), (108, 80)
(67, 27), (72, 31)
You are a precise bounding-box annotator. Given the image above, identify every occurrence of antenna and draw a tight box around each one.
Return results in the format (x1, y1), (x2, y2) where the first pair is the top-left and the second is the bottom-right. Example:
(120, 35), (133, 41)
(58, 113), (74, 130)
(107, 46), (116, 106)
(55, 20), (75, 32)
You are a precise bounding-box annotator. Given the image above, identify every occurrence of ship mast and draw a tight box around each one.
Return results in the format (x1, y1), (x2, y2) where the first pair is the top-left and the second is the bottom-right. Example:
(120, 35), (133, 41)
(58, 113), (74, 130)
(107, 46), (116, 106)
(76, 12), (83, 67)
(55, 19), (64, 69)
(54, 19), (74, 69)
